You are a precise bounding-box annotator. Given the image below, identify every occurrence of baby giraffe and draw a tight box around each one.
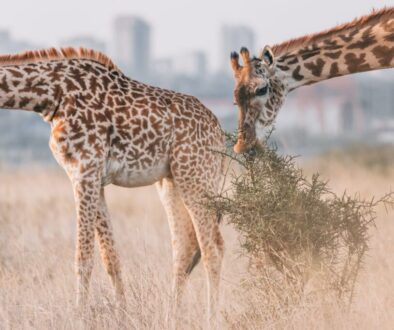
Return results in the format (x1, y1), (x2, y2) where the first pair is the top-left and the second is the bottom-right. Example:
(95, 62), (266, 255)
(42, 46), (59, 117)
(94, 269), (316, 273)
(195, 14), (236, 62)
(0, 47), (224, 327)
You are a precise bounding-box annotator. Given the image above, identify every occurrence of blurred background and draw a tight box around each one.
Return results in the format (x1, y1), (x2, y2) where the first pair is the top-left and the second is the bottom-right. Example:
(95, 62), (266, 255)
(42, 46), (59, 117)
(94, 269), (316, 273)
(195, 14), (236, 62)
(1, 3), (394, 328)
(0, 0), (393, 164)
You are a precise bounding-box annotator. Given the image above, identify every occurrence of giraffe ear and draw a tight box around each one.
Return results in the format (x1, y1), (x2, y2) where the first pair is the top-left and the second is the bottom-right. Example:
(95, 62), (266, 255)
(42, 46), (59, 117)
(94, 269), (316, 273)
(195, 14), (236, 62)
(260, 45), (275, 68)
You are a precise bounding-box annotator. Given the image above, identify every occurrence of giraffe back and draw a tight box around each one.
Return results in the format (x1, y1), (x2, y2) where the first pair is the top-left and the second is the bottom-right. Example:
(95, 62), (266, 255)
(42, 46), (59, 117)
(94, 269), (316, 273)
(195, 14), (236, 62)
(44, 58), (224, 187)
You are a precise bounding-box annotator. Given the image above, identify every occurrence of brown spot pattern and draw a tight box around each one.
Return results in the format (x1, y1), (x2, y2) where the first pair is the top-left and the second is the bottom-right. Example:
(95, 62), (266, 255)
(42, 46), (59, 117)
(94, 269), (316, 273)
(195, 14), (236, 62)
(304, 58), (326, 77)
(371, 45), (394, 66)
(0, 46), (226, 325)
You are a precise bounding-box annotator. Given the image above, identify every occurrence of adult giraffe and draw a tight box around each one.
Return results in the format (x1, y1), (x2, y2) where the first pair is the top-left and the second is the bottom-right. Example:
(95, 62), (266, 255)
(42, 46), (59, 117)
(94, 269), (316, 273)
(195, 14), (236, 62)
(230, 7), (394, 153)
(0, 48), (224, 326)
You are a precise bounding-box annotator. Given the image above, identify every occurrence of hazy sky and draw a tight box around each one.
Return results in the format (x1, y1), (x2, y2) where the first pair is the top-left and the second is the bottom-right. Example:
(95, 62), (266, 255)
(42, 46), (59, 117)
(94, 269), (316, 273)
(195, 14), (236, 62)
(1, 0), (394, 69)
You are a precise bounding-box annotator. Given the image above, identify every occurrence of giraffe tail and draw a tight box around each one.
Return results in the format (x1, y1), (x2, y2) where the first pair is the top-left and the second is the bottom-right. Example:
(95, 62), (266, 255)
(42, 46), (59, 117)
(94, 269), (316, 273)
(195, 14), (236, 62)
(185, 211), (222, 275)
(185, 249), (201, 275)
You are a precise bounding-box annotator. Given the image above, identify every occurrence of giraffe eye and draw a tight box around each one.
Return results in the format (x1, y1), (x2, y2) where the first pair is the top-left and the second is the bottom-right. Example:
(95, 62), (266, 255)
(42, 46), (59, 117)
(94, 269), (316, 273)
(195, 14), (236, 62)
(255, 85), (268, 96)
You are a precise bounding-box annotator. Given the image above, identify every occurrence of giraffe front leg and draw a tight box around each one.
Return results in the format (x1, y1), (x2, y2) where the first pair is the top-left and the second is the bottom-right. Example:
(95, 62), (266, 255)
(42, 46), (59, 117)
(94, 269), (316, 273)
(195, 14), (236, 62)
(95, 189), (125, 307)
(72, 176), (102, 308)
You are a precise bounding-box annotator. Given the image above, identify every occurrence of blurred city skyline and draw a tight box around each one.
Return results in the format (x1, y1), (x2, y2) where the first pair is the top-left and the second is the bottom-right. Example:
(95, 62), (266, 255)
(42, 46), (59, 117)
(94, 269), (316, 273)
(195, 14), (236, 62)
(0, 14), (257, 96)
(0, 0), (393, 71)
(0, 1), (394, 164)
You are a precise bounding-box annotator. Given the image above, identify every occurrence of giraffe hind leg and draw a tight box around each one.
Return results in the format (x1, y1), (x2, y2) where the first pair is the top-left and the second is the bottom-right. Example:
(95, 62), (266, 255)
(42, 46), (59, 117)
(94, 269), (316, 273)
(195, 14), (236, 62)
(185, 211), (222, 275)
(169, 145), (225, 328)
(185, 209), (223, 275)
(156, 178), (200, 326)
(179, 194), (224, 328)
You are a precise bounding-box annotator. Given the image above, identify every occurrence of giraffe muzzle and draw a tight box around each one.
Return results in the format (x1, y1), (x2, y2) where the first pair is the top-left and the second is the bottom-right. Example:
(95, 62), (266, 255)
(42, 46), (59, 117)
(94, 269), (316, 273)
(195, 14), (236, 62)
(233, 125), (257, 154)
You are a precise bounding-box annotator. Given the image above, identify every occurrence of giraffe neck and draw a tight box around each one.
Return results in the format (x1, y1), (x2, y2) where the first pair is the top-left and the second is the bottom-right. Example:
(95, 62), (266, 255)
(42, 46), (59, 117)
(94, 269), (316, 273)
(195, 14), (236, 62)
(261, 76), (286, 125)
(275, 8), (394, 91)
(0, 62), (65, 121)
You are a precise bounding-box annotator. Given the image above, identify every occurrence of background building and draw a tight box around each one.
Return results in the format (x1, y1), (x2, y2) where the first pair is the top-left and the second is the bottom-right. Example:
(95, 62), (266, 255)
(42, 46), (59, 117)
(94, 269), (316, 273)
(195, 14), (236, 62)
(220, 24), (255, 74)
(113, 16), (151, 80)
(0, 30), (38, 54)
(0, 9), (394, 164)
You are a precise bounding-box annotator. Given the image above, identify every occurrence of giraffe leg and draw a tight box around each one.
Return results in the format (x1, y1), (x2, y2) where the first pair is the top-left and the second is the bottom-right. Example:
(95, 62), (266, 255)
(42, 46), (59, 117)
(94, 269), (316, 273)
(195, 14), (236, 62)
(156, 178), (200, 326)
(72, 176), (102, 308)
(169, 152), (224, 329)
(182, 197), (224, 328)
(95, 189), (125, 306)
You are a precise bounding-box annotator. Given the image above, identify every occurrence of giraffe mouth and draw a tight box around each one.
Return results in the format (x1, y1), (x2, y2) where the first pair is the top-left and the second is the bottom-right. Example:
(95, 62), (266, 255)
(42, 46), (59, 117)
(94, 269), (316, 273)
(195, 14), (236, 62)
(234, 137), (257, 154)
(233, 125), (257, 154)
(233, 102), (257, 154)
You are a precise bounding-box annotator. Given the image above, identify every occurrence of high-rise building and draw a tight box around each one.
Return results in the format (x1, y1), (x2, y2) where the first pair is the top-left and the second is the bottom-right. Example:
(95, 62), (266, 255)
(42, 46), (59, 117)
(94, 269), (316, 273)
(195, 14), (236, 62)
(113, 16), (151, 80)
(220, 25), (255, 73)
(60, 36), (106, 54)
(0, 30), (11, 54)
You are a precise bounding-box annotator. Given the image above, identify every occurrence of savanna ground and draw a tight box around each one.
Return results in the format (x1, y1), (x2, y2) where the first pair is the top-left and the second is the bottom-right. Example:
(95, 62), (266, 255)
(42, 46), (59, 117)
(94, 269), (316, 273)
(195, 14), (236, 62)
(0, 147), (394, 329)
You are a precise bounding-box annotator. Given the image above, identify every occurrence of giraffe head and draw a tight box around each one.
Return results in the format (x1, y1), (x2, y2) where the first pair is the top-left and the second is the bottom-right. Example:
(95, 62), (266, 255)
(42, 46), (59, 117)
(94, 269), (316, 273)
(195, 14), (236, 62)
(230, 46), (286, 154)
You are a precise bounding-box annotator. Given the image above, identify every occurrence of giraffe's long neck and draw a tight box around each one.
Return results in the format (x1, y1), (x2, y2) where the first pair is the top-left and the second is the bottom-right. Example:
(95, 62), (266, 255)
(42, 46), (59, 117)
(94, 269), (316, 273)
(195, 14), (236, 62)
(275, 8), (394, 91)
(0, 62), (64, 121)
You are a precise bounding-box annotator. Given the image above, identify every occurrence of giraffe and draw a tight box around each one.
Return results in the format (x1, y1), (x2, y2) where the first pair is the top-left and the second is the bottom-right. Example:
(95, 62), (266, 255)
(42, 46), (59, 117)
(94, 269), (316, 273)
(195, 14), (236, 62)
(0, 47), (225, 326)
(230, 7), (394, 153)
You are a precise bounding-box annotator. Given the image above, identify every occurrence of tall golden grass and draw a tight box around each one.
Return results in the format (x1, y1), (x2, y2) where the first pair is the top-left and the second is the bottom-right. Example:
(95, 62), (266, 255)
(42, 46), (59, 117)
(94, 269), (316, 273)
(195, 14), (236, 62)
(0, 152), (394, 329)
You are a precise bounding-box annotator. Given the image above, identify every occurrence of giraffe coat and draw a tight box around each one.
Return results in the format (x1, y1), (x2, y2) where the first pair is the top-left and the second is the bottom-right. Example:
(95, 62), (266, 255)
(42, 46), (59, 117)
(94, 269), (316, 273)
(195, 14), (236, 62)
(231, 7), (394, 153)
(0, 47), (225, 327)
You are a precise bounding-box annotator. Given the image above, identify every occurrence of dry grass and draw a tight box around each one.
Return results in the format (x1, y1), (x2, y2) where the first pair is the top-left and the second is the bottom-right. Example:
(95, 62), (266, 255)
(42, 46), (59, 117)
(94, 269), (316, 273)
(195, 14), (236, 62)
(207, 140), (391, 322)
(0, 154), (394, 329)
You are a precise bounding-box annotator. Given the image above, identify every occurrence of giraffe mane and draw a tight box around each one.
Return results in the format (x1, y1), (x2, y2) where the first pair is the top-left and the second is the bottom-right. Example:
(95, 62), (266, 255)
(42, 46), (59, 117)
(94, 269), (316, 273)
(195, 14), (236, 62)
(0, 47), (120, 71)
(272, 7), (394, 56)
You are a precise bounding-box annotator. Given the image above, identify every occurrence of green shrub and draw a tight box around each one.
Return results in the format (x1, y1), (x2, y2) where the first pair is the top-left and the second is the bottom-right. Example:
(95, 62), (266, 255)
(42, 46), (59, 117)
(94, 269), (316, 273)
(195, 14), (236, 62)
(208, 134), (393, 314)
